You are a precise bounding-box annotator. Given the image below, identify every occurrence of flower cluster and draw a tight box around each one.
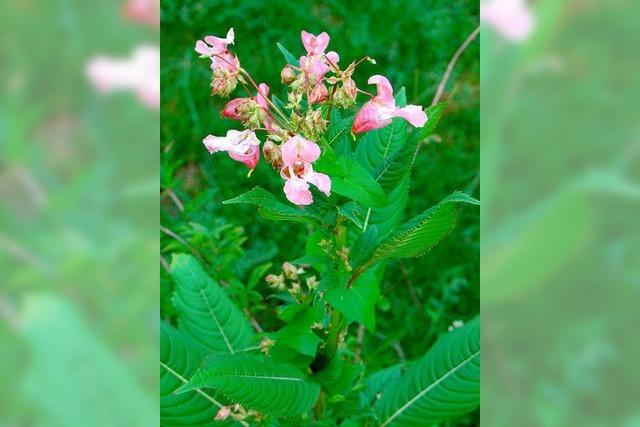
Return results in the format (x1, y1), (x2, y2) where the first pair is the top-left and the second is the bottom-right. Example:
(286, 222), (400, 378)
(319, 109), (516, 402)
(196, 29), (428, 205)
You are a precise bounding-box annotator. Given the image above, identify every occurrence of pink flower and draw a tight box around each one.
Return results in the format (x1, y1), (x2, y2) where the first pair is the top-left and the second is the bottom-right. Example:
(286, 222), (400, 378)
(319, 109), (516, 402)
(123, 0), (159, 26)
(352, 75), (427, 134)
(203, 129), (261, 170)
(481, 0), (535, 42)
(299, 31), (340, 83)
(195, 28), (239, 73)
(279, 135), (330, 206)
(86, 45), (159, 109)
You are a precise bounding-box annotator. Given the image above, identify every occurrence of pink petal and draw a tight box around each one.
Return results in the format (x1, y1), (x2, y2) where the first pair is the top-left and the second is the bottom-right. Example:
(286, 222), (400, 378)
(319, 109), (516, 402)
(325, 51), (340, 66)
(368, 75), (395, 105)
(281, 136), (321, 166)
(284, 177), (313, 205)
(221, 98), (246, 120)
(394, 105), (428, 128)
(352, 101), (390, 134)
(307, 171), (331, 196)
(195, 40), (210, 56)
(228, 144), (260, 170)
(314, 32), (330, 54)
(256, 83), (270, 110)
(301, 31), (315, 54)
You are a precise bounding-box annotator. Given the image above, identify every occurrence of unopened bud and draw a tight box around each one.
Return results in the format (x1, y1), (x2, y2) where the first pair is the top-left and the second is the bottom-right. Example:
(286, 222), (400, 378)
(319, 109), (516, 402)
(281, 65), (297, 84)
(215, 407), (231, 421)
(308, 83), (329, 105)
(262, 139), (283, 170)
(210, 68), (238, 97)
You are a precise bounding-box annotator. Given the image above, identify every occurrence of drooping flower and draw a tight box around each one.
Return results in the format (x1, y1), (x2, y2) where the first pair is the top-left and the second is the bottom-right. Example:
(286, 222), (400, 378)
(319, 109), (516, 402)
(481, 0), (535, 42)
(279, 135), (330, 206)
(195, 28), (240, 96)
(352, 75), (427, 134)
(202, 129), (260, 170)
(86, 45), (160, 109)
(221, 83), (270, 129)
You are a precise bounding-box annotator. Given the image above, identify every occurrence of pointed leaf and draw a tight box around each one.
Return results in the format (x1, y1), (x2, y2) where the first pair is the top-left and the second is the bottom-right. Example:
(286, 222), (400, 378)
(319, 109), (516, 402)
(223, 186), (321, 223)
(181, 354), (320, 417)
(277, 42), (299, 66)
(171, 254), (253, 353)
(376, 318), (480, 426)
(371, 192), (479, 261)
(161, 322), (233, 426)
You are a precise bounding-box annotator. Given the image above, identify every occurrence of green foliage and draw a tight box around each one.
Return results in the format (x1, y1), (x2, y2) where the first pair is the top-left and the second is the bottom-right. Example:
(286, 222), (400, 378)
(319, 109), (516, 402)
(161, 322), (226, 426)
(171, 254), (254, 353)
(223, 186), (322, 223)
(371, 191), (479, 261)
(161, 1), (479, 425)
(376, 318), (480, 426)
(180, 353), (321, 417)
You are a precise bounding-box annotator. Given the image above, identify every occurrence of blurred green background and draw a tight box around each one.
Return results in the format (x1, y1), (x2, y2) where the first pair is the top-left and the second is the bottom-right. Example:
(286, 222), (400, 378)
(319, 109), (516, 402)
(482, 0), (640, 426)
(0, 0), (158, 425)
(161, 0), (479, 421)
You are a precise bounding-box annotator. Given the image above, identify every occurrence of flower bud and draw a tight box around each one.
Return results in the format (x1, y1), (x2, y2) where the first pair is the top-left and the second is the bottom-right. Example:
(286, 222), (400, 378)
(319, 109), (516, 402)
(281, 65), (297, 84)
(210, 68), (238, 97)
(215, 407), (231, 421)
(308, 83), (329, 104)
(262, 139), (283, 170)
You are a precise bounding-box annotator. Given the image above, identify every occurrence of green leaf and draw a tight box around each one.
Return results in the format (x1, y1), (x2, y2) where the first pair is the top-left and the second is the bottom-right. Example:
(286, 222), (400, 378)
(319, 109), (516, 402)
(180, 354), (321, 417)
(376, 318), (480, 427)
(316, 151), (387, 208)
(277, 42), (299, 66)
(161, 322), (233, 426)
(374, 103), (447, 192)
(171, 254), (254, 353)
(338, 202), (366, 230)
(360, 364), (403, 408)
(325, 264), (384, 331)
(365, 103), (447, 239)
(223, 186), (321, 223)
(355, 88), (408, 173)
(371, 191), (479, 261)
(315, 357), (363, 397)
(272, 304), (326, 357)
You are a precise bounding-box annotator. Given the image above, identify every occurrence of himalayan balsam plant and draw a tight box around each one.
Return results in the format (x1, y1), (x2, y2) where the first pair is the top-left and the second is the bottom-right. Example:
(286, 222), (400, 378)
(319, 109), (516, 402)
(161, 28), (480, 426)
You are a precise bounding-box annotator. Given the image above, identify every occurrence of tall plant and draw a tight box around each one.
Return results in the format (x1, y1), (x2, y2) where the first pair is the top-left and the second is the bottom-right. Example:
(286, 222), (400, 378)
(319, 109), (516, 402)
(161, 28), (479, 426)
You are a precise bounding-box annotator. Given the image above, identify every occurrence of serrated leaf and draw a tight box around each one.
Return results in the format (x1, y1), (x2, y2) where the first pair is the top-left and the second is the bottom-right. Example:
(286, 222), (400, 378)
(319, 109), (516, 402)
(355, 88), (408, 173)
(374, 103), (447, 192)
(180, 354), (320, 417)
(171, 254), (253, 353)
(368, 176), (410, 238)
(277, 42), (299, 66)
(371, 192), (479, 261)
(338, 202), (365, 230)
(376, 318), (480, 427)
(161, 322), (233, 426)
(223, 186), (321, 223)
(324, 265), (383, 331)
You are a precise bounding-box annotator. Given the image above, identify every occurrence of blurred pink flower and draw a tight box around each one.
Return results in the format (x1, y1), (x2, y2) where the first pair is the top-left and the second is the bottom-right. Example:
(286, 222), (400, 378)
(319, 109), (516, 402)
(352, 75), (427, 134)
(123, 0), (159, 26)
(214, 406), (231, 421)
(86, 45), (159, 109)
(280, 135), (330, 206)
(481, 0), (535, 41)
(203, 129), (261, 170)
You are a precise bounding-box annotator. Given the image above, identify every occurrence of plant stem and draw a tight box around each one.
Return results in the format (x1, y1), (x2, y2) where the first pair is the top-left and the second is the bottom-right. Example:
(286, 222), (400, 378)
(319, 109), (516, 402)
(325, 308), (345, 357)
